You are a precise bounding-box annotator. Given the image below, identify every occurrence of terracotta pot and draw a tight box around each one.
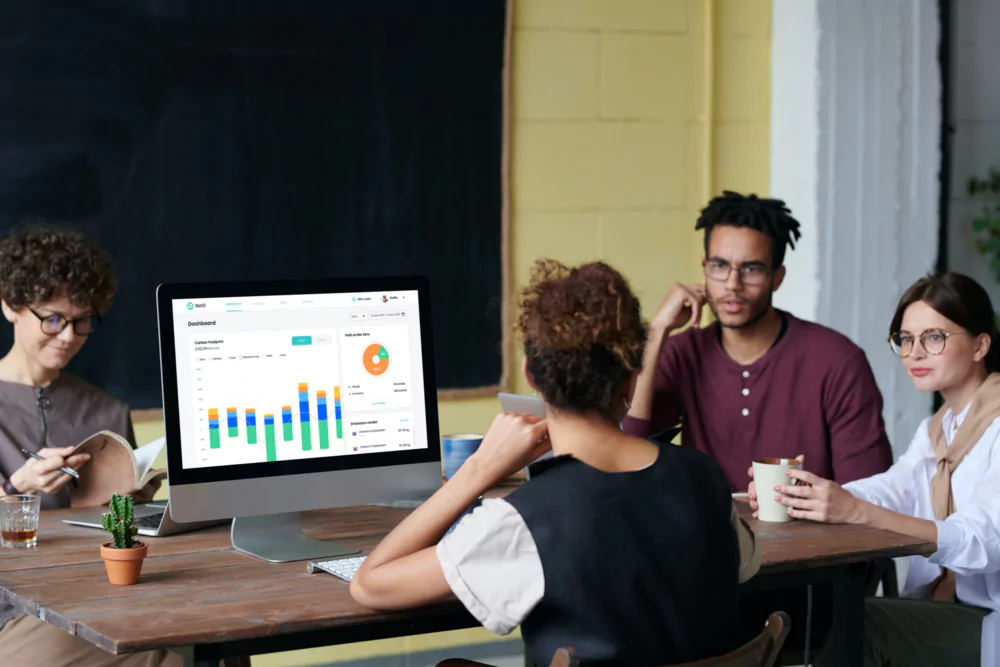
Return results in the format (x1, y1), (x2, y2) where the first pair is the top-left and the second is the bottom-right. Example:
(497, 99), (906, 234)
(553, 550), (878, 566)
(100, 541), (147, 585)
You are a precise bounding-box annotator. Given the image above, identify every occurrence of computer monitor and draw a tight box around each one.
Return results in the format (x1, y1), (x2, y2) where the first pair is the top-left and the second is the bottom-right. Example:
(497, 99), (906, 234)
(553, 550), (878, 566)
(156, 277), (442, 562)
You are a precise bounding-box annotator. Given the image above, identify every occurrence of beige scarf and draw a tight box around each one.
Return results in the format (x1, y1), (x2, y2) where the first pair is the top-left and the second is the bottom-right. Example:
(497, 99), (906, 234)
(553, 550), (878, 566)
(928, 372), (1000, 602)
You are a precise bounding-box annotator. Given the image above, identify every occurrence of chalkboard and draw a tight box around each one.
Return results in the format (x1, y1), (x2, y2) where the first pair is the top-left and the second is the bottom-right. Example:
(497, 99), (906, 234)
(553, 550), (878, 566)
(0, 0), (510, 409)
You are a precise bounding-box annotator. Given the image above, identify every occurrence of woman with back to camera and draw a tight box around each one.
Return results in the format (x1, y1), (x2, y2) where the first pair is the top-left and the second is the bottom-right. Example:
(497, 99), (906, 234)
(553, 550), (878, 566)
(351, 259), (761, 667)
(748, 272), (1000, 667)
(0, 222), (177, 666)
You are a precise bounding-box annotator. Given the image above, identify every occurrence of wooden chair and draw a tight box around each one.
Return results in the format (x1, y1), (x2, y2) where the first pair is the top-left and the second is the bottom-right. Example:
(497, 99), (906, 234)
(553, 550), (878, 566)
(441, 612), (790, 667)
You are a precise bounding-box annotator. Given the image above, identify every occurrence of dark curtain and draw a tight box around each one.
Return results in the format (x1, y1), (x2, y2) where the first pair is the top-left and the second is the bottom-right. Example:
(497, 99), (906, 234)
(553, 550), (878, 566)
(0, 0), (506, 407)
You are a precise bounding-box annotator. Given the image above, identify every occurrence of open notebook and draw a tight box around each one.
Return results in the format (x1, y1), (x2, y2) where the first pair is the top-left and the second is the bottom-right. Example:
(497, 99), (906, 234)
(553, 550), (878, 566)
(67, 432), (167, 508)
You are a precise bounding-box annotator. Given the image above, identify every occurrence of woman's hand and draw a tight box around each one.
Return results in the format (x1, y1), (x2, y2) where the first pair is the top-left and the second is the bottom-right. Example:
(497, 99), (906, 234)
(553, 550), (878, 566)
(8, 447), (90, 495)
(465, 413), (550, 488)
(773, 469), (867, 524)
(129, 476), (164, 504)
(747, 454), (803, 518)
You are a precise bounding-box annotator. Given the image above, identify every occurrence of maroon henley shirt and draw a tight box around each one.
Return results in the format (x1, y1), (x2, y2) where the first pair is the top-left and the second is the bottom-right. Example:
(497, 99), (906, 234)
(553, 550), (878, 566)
(621, 311), (894, 491)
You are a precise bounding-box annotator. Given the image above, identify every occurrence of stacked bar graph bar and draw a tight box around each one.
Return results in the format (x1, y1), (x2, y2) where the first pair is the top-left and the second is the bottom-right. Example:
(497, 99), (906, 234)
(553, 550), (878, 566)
(208, 409), (221, 449)
(317, 390), (330, 450)
(282, 406), (293, 442)
(263, 414), (276, 462)
(334, 386), (343, 438)
(227, 408), (238, 438)
(246, 408), (257, 445)
(298, 383), (312, 451)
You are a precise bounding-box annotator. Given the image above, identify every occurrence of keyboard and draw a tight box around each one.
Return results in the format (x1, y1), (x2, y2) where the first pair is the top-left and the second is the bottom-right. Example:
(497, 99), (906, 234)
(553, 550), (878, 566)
(307, 556), (367, 582)
(136, 513), (164, 529)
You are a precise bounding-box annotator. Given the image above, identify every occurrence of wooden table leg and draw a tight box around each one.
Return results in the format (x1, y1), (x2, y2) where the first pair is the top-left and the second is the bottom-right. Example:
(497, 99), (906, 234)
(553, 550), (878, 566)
(182, 658), (217, 667)
(175, 647), (251, 667)
(829, 565), (866, 666)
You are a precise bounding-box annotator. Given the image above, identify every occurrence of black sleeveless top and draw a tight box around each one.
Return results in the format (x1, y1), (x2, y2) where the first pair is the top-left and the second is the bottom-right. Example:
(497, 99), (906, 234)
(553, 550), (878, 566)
(505, 443), (741, 667)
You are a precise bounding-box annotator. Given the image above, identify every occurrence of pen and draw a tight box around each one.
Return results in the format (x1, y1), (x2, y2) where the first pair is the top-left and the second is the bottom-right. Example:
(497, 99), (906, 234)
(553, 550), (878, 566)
(19, 448), (80, 480)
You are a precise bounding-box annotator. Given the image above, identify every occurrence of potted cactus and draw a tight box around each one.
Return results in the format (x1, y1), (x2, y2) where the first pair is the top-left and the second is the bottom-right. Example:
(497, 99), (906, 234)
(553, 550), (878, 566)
(99, 494), (147, 585)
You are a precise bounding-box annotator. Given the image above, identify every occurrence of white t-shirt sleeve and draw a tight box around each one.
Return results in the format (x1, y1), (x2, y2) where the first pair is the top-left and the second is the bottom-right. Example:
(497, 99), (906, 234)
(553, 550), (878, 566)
(435, 498), (544, 635)
(731, 502), (761, 583)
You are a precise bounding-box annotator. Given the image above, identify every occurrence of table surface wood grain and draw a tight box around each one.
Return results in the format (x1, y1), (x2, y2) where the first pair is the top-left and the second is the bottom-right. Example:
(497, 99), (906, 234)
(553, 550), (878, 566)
(0, 500), (935, 655)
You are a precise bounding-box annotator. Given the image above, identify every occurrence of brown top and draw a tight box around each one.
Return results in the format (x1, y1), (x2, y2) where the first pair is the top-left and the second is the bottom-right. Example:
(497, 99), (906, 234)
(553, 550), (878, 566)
(622, 311), (894, 491)
(0, 372), (134, 630)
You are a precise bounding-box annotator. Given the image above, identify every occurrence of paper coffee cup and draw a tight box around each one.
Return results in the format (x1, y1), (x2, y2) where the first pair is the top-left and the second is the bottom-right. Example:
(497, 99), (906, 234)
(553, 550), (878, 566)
(752, 457), (803, 523)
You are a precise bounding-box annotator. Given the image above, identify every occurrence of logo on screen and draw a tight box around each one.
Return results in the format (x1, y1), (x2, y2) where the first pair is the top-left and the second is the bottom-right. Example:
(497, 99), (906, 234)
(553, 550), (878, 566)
(186, 302), (194, 310)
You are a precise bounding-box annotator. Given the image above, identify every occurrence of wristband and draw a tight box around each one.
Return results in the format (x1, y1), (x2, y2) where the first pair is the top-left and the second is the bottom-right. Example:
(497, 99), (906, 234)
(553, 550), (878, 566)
(2, 478), (20, 496)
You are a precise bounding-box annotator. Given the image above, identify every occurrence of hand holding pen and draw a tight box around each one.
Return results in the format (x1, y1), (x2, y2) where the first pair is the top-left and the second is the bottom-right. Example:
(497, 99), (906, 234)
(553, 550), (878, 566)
(9, 447), (90, 495)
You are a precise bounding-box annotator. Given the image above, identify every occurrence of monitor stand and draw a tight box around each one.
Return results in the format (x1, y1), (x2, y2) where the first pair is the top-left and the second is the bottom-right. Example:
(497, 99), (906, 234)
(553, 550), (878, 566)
(230, 513), (361, 563)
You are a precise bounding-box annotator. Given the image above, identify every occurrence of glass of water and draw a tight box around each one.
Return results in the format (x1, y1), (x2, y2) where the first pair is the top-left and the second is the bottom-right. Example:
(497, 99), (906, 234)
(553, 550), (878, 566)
(1, 495), (41, 548)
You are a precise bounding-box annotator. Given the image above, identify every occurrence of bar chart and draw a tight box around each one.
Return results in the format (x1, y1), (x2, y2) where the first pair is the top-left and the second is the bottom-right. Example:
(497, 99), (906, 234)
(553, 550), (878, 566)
(189, 330), (347, 466)
(204, 382), (344, 462)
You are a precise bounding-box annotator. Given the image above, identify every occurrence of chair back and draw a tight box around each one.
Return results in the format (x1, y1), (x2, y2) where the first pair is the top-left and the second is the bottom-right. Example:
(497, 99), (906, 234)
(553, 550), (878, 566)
(547, 611), (790, 667)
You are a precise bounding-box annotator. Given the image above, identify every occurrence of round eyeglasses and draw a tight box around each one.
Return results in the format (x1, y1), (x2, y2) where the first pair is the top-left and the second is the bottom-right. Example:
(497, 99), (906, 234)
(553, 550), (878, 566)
(26, 307), (99, 337)
(887, 329), (968, 358)
(703, 259), (771, 286)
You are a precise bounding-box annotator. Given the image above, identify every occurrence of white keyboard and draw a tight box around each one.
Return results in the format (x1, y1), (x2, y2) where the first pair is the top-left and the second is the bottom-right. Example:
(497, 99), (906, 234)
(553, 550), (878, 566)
(307, 556), (367, 582)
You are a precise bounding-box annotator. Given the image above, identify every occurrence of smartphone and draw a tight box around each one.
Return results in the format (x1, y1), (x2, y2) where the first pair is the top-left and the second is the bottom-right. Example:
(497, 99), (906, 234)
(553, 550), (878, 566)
(497, 392), (551, 478)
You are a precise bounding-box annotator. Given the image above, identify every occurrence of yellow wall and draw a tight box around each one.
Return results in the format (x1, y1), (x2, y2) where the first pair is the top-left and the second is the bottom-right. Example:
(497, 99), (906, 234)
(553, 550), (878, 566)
(133, 1), (772, 663)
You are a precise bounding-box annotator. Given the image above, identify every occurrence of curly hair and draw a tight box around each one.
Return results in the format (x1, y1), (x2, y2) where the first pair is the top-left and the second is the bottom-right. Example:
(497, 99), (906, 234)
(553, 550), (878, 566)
(0, 220), (118, 314)
(516, 259), (647, 415)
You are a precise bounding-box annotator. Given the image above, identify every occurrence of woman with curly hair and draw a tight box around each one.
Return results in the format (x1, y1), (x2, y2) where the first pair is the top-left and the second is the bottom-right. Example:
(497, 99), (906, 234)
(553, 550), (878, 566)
(0, 221), (181, 667)
(351, 260), (760, 666)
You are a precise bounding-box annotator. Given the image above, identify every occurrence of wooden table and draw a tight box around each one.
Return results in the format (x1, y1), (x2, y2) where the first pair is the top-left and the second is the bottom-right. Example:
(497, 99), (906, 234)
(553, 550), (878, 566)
(0, 503), (935, 667)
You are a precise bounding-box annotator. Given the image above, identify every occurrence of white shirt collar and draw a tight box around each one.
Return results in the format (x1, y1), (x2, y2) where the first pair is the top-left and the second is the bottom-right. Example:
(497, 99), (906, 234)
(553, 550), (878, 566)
(942, 402), (973, 446)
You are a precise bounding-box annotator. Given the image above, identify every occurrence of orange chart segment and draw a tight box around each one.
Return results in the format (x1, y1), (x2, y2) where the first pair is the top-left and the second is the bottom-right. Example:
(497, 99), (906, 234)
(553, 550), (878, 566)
(363, 343), (390, 376)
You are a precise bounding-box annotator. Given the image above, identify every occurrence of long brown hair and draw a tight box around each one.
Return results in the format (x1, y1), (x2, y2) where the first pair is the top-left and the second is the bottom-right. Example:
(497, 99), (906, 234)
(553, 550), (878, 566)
(889, 272), (1000, 373)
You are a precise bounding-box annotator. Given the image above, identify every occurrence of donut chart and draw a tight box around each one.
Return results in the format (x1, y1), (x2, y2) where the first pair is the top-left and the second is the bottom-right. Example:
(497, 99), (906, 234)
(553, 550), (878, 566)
(363, 343), (390, 376)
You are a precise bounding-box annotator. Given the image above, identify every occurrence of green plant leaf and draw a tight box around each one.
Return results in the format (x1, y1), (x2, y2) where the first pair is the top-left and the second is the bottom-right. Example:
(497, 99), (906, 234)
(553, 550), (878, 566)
(973, 217), (990, 231)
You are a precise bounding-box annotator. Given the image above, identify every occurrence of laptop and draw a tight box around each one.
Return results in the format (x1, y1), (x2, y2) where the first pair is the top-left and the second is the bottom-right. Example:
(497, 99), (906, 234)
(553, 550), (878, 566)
(63, 501), (228, 537)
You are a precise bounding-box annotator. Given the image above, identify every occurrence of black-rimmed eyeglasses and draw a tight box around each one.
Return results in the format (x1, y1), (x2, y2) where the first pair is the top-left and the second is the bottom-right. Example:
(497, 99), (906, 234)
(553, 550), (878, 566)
(26, 307), (99, 337)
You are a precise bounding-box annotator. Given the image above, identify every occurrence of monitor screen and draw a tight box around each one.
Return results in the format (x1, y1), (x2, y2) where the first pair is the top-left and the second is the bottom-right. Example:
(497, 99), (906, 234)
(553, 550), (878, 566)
(157, 277), (440, 487)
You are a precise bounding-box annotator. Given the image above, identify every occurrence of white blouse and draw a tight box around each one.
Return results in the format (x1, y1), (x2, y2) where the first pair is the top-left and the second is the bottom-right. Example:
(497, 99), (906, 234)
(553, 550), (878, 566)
(844, 406), (1000, 667)
(435, 497), (761, 635)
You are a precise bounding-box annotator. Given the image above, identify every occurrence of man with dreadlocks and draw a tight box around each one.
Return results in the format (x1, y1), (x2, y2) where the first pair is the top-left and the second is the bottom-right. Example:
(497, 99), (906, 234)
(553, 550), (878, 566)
(622, 191), (895, 661)
(622, 191), (893, 490)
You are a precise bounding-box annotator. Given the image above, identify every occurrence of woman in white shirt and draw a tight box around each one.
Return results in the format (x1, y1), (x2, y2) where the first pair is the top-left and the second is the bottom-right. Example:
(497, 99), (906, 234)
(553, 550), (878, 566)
(749, 271), (1000, 667)
(352, 260), (761, 667)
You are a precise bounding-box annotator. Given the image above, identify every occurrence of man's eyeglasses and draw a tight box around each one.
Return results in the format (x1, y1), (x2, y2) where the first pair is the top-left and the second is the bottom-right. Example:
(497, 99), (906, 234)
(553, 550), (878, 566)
(887, 329), (968, 358)
(703, 259), (771, 286)
(26, 307), (99, 337)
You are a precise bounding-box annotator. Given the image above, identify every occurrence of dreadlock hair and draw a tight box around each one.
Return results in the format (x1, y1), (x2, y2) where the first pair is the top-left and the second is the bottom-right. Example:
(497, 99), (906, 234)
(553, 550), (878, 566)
(695, 191), (802, 268)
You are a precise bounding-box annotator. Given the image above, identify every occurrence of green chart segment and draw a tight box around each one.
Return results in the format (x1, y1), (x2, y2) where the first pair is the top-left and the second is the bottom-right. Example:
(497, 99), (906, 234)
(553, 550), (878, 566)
(282, 407), (294, 442)
(210, 384), (344, 457)
(246, 409), (257, 445)
(208, 409), (221, 449)
(317, 390), (330, 450)
(263, 416), (277, 463)
(299, 383), (312, 451)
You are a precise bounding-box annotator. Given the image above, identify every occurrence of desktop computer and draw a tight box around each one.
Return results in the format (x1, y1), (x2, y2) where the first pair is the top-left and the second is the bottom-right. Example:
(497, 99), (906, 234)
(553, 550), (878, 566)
(156, 277), (442, 562)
